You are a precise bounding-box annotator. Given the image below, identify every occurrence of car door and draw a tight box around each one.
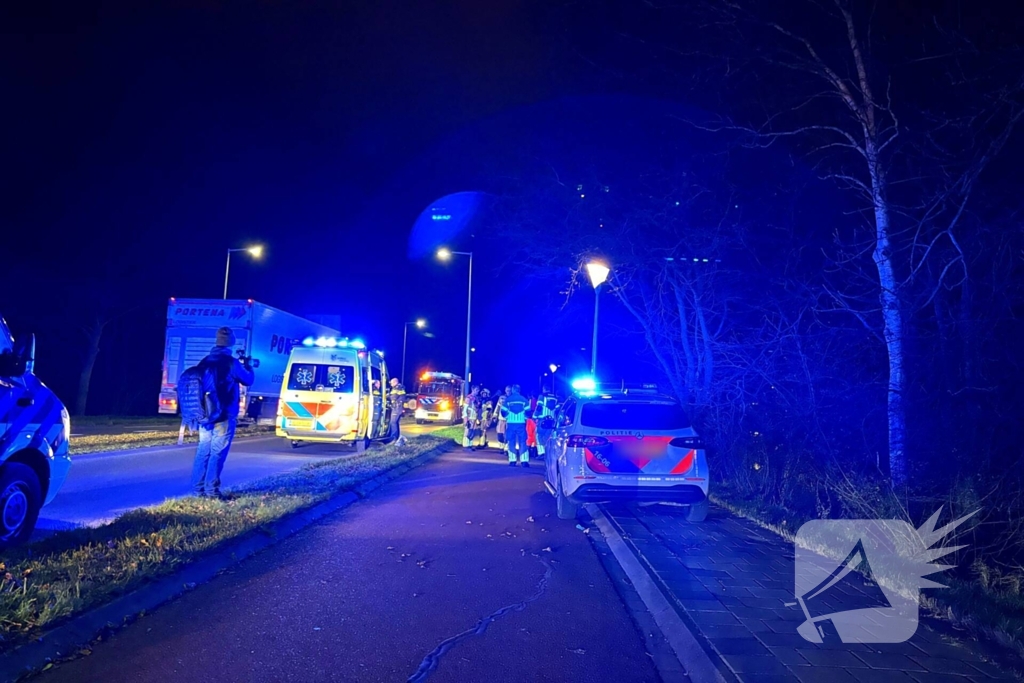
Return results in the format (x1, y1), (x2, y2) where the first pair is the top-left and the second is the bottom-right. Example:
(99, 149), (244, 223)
(547, 398), (576, 486)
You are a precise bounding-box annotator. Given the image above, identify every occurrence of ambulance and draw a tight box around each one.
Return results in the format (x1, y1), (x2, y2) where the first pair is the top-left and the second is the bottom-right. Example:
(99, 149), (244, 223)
(1, 315), (72, 548)
(275, 336), (391, 451)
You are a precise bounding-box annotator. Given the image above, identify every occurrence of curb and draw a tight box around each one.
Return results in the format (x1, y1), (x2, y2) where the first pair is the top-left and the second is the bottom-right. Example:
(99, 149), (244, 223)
(588, 505), (735, 683)
(71, 433), (278, 459)
(0, 442), (452, 683)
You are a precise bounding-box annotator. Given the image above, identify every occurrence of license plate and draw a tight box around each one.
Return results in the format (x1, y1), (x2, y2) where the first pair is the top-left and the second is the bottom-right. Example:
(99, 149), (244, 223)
(427, 413), (439, 418)
(287, 419), (313, 429)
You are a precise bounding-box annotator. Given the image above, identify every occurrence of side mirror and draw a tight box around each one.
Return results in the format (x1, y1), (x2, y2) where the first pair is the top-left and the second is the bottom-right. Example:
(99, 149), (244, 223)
(0, 334), (34, 378)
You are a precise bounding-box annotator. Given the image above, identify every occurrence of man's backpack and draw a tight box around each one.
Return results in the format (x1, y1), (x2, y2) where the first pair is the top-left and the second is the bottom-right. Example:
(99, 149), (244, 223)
(177, 357), (229, 429)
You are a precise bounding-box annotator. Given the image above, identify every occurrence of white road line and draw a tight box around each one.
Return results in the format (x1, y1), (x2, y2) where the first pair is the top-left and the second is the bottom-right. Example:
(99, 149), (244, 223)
(588, 505), (727, 683)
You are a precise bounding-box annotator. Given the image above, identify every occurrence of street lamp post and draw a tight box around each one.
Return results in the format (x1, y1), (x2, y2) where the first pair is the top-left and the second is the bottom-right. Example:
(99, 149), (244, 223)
(437, 247), (473, 402)
(585, 261), (610, 376)
(549, 363), (559, 394)
(223, 245), (264, 299)
(402, 319), (427, 386)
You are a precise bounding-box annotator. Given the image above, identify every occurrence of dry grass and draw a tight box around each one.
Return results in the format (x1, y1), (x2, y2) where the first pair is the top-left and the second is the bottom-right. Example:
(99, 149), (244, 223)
(0, 435), (446, 652)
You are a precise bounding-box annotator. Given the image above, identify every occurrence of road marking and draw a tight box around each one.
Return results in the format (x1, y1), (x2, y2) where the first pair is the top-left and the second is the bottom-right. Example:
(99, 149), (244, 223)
(588, 505), (727, 683)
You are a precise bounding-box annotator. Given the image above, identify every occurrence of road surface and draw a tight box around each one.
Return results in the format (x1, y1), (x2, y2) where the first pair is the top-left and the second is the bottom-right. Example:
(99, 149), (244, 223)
(36, 421), (447, 535)
(39, 446), (661, 683)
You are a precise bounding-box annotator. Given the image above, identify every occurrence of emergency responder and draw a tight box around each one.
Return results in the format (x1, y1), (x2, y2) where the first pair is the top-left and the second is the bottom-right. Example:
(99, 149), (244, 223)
(462, 386), (481, 450)
(525, 400), (539, 462)
(494, 385), (511, 453)
(388, 377), (407, 445)
(533, 390), (557, 459)
(480, 389), (493, 449)
(502, 384), (530, 467)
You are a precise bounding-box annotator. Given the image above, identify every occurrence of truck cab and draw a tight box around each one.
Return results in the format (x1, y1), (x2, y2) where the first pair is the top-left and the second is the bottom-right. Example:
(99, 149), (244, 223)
(0, 315), (72, 548)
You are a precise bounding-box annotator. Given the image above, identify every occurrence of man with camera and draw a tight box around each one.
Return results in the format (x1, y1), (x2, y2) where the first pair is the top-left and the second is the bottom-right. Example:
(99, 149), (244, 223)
(190, 326), (255, 499)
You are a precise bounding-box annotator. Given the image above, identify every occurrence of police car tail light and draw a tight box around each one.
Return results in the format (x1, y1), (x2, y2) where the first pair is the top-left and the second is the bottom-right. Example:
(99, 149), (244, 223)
(670, 436), (704, 450)
(568, 435), (608, 449)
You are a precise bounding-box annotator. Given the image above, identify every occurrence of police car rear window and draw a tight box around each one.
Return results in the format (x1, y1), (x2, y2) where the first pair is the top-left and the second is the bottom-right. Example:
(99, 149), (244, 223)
(580, 402), (690, 430)
(287, 364), (355, 393)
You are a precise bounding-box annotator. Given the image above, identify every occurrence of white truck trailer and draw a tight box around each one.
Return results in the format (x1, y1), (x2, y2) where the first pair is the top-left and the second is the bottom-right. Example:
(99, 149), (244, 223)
(158, 298), (339, 423)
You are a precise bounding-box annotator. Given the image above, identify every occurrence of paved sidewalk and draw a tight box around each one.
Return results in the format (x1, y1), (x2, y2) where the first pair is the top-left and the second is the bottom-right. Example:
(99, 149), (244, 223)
(601, 503), (1018, 683)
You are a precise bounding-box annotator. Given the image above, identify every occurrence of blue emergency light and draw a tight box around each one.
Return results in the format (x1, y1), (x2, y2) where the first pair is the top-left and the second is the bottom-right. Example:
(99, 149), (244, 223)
(301, 336), (368, 350)
(571, 376), (597, 392)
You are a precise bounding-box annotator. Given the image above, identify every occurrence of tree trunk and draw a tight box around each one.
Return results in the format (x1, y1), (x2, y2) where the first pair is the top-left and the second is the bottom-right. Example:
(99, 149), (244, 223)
(75, 319), (105, 416)
(867, 151), (907, 486)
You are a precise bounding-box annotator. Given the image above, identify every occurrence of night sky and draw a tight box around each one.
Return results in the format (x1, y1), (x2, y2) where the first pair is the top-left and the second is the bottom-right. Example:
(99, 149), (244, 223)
(2, 0), (1021, 413)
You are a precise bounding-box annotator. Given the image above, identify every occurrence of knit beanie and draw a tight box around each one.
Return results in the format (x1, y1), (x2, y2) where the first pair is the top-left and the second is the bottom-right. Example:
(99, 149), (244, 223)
(215, 327), (236, 347)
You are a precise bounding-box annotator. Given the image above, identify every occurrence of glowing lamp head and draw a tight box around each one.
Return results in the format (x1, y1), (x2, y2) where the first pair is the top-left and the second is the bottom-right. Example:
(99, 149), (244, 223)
(549, 364), (558, 374)
(586, 261), (610, 289)
(415, 319), (427, 329)
(247, 245), (264, 258)
(436, 247), (452, 261)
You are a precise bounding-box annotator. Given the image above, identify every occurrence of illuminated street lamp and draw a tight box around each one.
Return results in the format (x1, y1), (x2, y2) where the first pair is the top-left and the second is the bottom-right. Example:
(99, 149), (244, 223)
(223, 245), (264, 299)
(437, 247), (474, 401)
(402, 319), (427, 386)
(548, 364), (559, 393)
(585, 261), (610, 375)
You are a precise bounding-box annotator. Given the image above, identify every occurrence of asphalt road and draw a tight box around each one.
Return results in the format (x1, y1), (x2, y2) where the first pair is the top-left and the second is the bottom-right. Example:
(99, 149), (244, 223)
(36, 421), (448, 534)
(38, 446), (661, 683)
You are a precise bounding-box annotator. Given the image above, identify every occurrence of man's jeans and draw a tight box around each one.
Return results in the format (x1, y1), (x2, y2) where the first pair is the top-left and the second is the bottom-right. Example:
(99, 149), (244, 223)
(191, 418), (237, 494)
(389, 413), (402, 441)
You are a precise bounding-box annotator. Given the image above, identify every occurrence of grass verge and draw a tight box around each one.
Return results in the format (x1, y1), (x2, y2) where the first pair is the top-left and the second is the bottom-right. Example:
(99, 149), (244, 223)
(431, 425), (464, 444)
(70, 423), (274, 455)
(709, 486), (1024, 662)
(0, 435), (446, 653)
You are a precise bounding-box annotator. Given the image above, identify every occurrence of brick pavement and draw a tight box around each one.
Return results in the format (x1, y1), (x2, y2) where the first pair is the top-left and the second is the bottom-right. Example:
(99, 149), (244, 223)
(599, 502), (1019, 683)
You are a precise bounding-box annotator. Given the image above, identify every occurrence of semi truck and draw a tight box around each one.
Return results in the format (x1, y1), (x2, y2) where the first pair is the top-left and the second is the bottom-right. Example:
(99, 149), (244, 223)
(158, 298), (340, 423)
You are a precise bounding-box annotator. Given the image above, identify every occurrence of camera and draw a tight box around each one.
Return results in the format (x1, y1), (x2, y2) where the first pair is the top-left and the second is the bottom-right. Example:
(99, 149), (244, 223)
(236, 349), (261, 368)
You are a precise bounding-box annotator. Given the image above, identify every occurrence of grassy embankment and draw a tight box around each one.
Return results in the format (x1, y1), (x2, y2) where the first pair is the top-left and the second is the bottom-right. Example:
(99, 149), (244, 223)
(0, 435), (447, 652)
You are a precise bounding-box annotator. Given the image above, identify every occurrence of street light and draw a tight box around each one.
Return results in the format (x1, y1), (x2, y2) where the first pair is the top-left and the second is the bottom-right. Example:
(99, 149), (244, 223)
(223, 245), (264, 299)
(585, 261), (610, 375)
(402, 319), (427, 386)
(437, 246), (473, 401)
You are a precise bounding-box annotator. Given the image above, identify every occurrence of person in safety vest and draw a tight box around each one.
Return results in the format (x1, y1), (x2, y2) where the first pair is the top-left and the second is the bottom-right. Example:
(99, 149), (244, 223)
(494, 385), (511, 453)
(480, 389), (493, 449)
(388, 378), (407, 445)
(462, 386), (482, 450)
(502, 384), (530, 467)
(533, 391), (558, 459)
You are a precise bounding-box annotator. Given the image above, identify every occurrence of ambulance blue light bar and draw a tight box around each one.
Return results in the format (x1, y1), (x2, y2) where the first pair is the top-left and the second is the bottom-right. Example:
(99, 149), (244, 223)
(301, 336), (368, 349)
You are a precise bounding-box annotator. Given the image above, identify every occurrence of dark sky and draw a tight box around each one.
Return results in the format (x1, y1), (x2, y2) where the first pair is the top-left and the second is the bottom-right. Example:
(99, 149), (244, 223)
(2, 0), (1022, 413)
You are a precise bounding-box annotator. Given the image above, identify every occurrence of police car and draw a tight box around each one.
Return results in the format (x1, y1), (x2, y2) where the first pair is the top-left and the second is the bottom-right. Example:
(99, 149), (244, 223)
(541, 379), (709, 522)
(0, 316), (72, 548)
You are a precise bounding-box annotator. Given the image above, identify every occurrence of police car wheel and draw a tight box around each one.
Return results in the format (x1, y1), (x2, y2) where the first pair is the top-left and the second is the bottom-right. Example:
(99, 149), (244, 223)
(686, 500), (709, 523)
(0, 463), (42, 548)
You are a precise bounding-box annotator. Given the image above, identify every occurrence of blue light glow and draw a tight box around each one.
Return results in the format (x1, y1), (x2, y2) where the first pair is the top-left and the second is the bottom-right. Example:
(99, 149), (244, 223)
(571, 376), (597, 392)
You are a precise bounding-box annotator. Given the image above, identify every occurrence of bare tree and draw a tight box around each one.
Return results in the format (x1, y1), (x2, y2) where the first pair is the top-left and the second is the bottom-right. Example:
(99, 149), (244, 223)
(628, 0), (1024, 485)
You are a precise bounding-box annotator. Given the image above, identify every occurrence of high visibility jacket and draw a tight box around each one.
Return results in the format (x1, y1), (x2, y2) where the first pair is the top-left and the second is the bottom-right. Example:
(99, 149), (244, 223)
(534, 394), (556, 421)
(502, 393), (529, 424)
(462, 398), (479, 422)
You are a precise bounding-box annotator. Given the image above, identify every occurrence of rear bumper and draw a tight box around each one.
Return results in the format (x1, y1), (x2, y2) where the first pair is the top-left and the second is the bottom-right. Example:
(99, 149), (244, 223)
(570, 483), (707, 504)
(414, 409), (453, 422)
